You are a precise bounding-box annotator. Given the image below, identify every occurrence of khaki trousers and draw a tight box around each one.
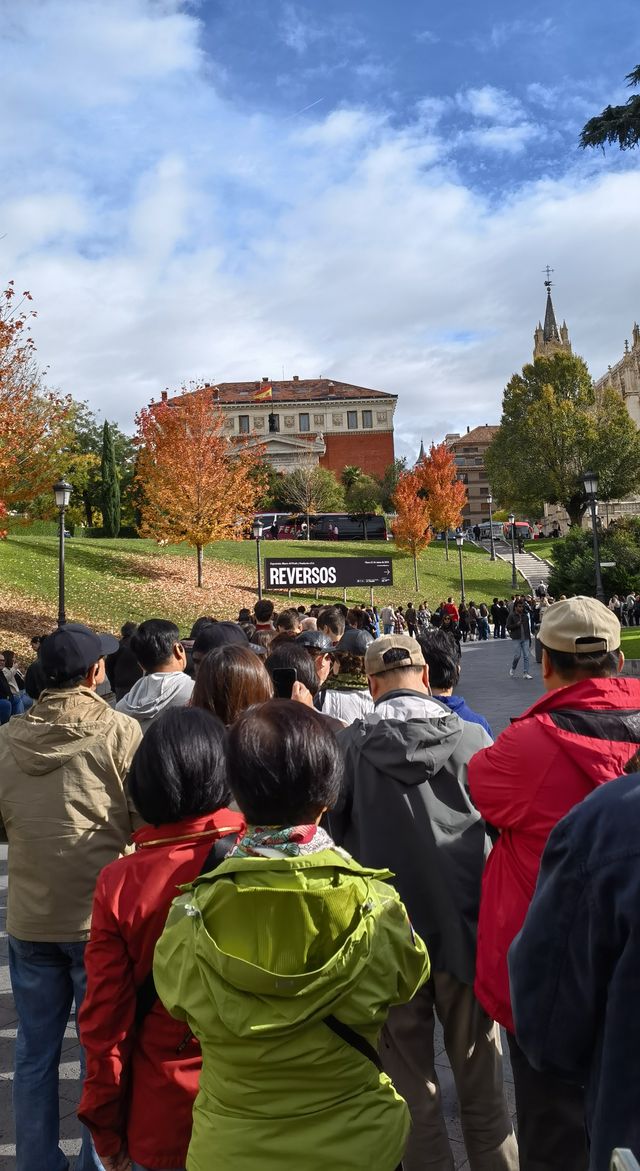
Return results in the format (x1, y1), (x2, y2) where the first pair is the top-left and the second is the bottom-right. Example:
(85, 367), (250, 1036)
(381, 971), (519, 1171)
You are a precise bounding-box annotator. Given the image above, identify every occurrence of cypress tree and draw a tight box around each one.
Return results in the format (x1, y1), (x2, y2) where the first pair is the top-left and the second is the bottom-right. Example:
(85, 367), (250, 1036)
(101, 420), (121, 537)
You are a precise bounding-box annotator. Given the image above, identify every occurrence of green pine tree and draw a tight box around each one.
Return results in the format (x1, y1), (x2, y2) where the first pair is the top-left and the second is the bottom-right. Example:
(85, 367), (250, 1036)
(101, 419), (121, 537)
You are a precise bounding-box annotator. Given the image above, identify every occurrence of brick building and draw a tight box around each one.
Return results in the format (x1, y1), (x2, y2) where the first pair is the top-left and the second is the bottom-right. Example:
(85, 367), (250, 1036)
(161, 377), (397, 478)
(445, 425), (499, 526)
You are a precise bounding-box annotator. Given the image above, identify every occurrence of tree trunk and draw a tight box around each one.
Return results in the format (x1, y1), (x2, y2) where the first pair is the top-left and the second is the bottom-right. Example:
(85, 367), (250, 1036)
(306, 509), (310, 539)
(444, 530), (449, 561)
(196, 543), (204, 587)
(565, 498), (587, 529)
(83, 491), (93, 528)
(413, 551), (419, 591)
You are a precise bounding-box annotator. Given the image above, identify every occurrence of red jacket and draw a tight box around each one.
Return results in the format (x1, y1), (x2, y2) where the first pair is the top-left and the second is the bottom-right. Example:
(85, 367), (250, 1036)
(468, 676), (640, 1032)
(78, 810), (244, 1169)
(443, 602), (459, 622)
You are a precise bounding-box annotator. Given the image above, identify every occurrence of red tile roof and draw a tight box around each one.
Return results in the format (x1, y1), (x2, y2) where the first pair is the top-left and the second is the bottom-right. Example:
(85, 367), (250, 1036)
(169, 378), (396, 405)
(448, 425), (499, 448)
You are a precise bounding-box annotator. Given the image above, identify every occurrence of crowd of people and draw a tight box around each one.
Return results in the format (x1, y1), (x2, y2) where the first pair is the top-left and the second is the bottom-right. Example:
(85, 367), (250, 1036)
(0, 592), (639, 1171)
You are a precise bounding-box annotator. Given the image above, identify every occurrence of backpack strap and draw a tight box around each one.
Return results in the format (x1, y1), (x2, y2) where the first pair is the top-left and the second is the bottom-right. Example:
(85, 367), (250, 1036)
(323, 1013), (383, 1073)
(134, 831), (238, 1029)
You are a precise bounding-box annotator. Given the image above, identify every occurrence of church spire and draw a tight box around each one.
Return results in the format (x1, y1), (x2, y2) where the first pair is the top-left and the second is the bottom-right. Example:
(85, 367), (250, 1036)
(418, 437), (426, 462)
(543, 283), (560, 344)
(533, 268), (572, 359)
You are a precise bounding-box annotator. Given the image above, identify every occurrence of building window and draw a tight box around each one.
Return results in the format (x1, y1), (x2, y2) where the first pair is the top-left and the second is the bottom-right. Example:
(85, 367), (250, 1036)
(362, 410), (373, 429)
(268, 413), (280, 433)
(347, 410), (358, 429)
(238, 415), (250, 434)
(299, 412), (310, 432)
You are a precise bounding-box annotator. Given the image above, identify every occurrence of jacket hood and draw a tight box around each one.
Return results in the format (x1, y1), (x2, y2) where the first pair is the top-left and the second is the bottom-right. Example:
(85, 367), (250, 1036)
(516, 675), (640, 781)
(116, 671), (193, 720)
(165, 850), (394, 1038)
(348, 690), (465, 786)
(5, 687), (123, 776)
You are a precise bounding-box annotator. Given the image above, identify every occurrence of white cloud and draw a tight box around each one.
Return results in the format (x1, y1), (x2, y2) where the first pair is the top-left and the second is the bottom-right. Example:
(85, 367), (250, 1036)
(1, 1), (639, 468)
(457, 85), (525, 126)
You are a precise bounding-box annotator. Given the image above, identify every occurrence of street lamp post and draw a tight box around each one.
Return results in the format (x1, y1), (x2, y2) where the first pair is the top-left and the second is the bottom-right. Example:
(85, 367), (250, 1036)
(486, 493), (496, 561)
(53, 478), (72, 627)
(455, 531), (466, 603)
(252, 519), (264, 601)
(583, 470), (605, 602)
(508, 512), (518, 590)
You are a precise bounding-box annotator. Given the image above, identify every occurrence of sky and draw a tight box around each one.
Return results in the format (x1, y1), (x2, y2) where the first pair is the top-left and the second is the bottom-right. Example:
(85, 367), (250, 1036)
(2, 0), (639, 463)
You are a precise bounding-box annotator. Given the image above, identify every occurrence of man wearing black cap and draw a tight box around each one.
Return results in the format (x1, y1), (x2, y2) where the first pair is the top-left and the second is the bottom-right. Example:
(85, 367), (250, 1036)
(0, 622), (143, 1171)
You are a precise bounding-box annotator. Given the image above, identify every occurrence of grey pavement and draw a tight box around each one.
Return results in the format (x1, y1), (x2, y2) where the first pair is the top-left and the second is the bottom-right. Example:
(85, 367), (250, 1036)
(0, 645), (534, 1169)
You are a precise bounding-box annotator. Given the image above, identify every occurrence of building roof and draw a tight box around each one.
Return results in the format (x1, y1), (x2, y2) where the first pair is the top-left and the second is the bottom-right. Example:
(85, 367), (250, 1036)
(448, 425), (499, 448)
(195, 378), (396, 405)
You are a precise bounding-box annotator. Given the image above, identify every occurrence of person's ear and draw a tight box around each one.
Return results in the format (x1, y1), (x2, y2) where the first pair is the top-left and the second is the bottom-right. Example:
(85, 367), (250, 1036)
(541, 647), (552, 682)
(422, 664), (430, 692)
(617, 651), (625, 674)
(368, 673), (380, 700)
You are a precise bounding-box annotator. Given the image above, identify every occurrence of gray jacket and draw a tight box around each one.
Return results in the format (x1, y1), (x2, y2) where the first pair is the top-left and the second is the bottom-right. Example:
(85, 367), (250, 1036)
(330, 689), (492, 984)
(116, 671), (194, 733)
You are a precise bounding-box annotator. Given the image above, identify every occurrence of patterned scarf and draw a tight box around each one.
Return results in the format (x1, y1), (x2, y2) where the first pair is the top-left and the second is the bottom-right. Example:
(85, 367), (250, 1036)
(231, 824), (335, 858)
(321, 672), (369, 692)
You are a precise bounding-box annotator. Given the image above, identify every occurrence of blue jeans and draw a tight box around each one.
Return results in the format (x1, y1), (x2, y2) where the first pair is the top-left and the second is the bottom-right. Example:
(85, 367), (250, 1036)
(383, 623), (394, 635)
(0, 698), (10, 724)
(512, 639), (530, 674)
(9, 936), (104, 1171)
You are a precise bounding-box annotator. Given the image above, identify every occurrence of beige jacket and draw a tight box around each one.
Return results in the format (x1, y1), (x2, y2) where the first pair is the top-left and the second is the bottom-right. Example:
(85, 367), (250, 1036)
(0, 687), (144, 942)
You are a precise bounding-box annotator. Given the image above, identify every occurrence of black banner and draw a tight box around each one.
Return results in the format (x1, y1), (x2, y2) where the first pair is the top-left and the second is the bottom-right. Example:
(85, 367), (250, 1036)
(265, 557), (393, 589)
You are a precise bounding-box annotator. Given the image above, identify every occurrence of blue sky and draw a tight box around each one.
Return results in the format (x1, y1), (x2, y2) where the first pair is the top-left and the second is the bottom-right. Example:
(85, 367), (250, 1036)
(1, 0), (639, 461)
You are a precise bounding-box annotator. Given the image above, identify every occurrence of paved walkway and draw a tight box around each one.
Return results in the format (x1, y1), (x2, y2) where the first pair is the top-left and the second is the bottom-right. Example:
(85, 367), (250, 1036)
(0, 646), (541, 1169)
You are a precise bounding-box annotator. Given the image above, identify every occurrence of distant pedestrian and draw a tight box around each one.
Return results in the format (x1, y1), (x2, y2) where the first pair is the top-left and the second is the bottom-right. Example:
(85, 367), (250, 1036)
(507, 600), (533, 678)
(405, 602), (418, 638)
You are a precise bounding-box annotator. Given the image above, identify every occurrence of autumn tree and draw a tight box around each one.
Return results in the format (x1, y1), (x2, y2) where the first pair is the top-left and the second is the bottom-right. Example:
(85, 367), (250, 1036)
(378, 457), (407, 512)
(345, 474), (382, 539)
(0, 282), (70, 514)
(280, 466), (344, 538)
(485, 352), (640, 527)
(417, 442), (467, 560)
(134, 385), (265, 585)
(580, 65), (640, 151)
(393, 469), (432, 590)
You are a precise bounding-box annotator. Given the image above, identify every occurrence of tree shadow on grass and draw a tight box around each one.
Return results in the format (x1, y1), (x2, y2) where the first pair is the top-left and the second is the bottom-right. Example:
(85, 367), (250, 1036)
(10, 537), (168, 583)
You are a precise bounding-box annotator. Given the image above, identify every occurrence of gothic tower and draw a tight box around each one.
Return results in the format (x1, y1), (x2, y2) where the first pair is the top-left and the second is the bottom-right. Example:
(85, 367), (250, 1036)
(533, 272), (572, 359)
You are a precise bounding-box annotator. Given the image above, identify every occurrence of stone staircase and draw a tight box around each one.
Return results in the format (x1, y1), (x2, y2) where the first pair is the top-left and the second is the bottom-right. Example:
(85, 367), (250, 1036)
(482, 540), (553, 593)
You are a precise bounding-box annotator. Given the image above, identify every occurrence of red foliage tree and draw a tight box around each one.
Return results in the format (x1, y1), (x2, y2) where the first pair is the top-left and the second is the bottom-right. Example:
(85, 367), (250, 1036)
(0, 282), (71, 519)
(393, 469), (433, 590)
(416, 442), (467, 559)
(134, 384), (266, 586)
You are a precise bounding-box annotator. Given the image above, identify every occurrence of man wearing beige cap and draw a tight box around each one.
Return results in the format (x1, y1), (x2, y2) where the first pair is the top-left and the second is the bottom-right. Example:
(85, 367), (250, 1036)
(330, 635), (518, 1171)
(469, 596), (640, 1171)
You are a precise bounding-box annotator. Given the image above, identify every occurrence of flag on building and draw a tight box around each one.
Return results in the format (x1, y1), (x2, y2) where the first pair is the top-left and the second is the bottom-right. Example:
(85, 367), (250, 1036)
(252, 384), (273, 401)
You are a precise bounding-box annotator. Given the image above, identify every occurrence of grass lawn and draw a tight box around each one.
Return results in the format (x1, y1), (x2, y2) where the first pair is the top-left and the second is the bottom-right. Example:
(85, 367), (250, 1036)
(621, 628), (640, 659)
(524, 538), (563, 562)
(0, 532), (520, 650)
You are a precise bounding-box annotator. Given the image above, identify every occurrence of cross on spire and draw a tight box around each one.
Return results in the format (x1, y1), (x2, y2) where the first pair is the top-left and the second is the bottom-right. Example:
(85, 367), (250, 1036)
(543, 264), (554, 289)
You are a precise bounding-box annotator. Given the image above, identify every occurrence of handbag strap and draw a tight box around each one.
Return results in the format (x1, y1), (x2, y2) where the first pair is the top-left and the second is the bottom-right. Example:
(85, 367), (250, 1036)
(134, 831), (238, 1029)
(323, 1013), (383, 1073)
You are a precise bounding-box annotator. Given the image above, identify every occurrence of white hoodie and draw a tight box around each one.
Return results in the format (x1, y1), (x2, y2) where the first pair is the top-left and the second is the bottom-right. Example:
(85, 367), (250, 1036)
(116, 671), (194, 733)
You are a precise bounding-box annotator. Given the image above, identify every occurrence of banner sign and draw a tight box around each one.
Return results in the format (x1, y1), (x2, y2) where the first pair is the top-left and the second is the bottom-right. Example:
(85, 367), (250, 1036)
(265, 557), (393, 589)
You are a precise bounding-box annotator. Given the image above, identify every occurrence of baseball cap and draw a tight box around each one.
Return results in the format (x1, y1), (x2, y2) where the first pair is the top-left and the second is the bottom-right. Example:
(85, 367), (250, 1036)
(40, 623), (119, 685)
(365, 633), (425, 676)
(539, 596), (621, 655)
(192, 621), (248, 654)
(334, 628), (374, 656)
(296, 630), (333, 653)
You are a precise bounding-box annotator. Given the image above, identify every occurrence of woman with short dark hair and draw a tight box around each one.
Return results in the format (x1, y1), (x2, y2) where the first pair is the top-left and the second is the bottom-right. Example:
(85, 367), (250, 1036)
(154, 700), (429, 1171)
(78, 708), (244, 1171)
(191, 645), (273, 725)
